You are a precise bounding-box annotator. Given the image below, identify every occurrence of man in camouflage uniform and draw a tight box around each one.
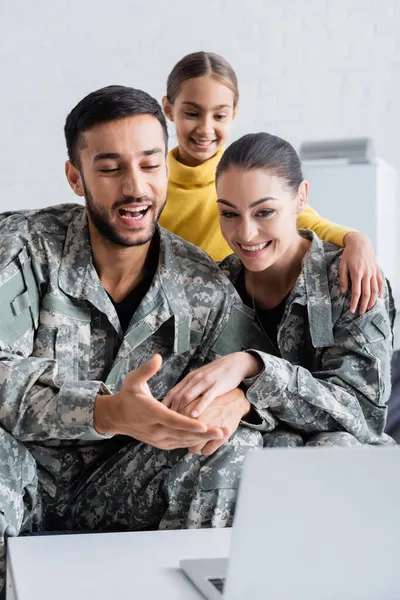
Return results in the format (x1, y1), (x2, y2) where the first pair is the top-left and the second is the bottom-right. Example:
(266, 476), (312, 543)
(0, 86), (264, 592)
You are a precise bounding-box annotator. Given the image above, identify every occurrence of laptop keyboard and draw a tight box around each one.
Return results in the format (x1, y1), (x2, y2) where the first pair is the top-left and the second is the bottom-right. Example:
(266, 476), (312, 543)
(208, 577), (226, 594)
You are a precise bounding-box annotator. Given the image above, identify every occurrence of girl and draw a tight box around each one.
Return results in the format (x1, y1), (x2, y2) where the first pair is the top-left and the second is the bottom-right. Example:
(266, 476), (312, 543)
(160, 51), (382, 314)
(163, 132), (394, 451)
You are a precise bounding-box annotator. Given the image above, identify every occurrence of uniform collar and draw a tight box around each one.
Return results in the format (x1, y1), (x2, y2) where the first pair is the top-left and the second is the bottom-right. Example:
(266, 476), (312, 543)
(220, 230), (335, 348)
(297, 230), (335, 348)
(58, 209), (191, 352)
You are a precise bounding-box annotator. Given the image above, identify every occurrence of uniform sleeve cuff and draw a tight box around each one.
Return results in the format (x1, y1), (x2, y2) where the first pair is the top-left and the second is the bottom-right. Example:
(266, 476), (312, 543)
(57, 380), (114, 439)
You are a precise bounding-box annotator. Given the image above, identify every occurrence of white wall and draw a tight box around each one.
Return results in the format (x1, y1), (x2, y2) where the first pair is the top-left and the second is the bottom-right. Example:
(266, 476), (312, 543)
(1, 0), (399, 220)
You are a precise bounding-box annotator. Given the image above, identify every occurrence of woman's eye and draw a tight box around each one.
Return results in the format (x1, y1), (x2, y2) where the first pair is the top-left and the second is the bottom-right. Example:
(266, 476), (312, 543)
(220, 211), (238, 219)
(214, 114), (227, 121)
(184, 111), (198, 118)
(256, 209), (274, 218)
(99, 168), (120, 173)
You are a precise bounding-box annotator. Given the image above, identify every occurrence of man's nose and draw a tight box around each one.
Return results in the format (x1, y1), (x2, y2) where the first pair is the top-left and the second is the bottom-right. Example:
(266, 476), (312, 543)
(122, 167), (146, 198)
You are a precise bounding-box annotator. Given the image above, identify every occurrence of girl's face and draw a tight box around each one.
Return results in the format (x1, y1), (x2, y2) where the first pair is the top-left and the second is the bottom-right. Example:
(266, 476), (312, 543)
(217, 167), (308, 272)
(163, 74), (237, 167)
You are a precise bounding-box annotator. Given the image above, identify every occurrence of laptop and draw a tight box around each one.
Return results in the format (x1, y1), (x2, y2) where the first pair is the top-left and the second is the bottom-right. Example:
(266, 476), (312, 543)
(180, 446), (400, 600)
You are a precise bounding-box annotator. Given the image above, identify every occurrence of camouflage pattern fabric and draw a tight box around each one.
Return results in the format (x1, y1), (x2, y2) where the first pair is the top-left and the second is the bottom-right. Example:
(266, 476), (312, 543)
(0, 208), (395, 592)
(0, 204), (264, 591)
(0, 424), (262, 589)
(220, 230), (395, 447)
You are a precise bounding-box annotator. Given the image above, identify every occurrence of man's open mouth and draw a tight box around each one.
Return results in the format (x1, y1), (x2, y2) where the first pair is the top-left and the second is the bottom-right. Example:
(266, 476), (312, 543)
(118, 206), (150, 220)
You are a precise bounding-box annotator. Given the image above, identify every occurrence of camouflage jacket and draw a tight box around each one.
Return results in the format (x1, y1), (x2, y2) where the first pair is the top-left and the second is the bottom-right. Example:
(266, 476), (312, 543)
(0, 204), (261, 444)
(220, 231), (394, 445)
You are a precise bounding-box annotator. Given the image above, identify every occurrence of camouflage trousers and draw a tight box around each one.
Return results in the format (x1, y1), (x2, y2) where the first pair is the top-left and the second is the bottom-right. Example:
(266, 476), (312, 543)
(0, 426), (262, 593)
(263, 430), (364, 447)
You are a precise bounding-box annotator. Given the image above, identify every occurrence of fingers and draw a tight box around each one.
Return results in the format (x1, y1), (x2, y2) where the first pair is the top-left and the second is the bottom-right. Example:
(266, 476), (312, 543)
(134, 354), (163, 386)
(188, 426), (230, 455)
(187, 387), (219, 417)
(199, 437), (229, 457)
(161, 427), (225, 451)
(358, 276), (371, 315)
(156, 402), (209, 433)
(339, 257), (349, 293)
(162, 380), (186, 409)
(347, 271), (382, 315)
(163, 375), (214, 412)
(367, 277), (379, 311)
(340, 233), (383, 314)
(201, 439), (226, 457)
(377, 270), (384, 298)
(349, 274), (362, 314)
(188, 438), (226, 456)
(187, 443), (204, 455)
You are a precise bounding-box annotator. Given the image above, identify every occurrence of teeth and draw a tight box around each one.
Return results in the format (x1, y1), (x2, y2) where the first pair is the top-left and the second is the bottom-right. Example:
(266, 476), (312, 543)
(192, 139), (214, 145)
(241, 243), (268, 252)
(121, 206), (148, 213)
(119, 206), (149, 221)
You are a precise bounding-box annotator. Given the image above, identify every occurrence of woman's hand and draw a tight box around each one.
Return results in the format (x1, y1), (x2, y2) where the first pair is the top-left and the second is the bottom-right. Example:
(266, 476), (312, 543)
(340, 232), (384, 314)
(162, 352), (261, 417)
(187, 388), (251, 456)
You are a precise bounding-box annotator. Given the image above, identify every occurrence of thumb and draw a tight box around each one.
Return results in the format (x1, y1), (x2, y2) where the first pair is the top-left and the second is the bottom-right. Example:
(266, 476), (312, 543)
(133, 354), (163, 386)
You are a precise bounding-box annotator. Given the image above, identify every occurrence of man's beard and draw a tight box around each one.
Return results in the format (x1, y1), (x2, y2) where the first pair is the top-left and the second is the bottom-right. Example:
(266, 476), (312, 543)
(82, 178), (166, 248)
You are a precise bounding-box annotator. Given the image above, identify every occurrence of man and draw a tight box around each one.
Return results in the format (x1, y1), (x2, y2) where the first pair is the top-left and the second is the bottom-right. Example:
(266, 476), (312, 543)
(0, 85), (264, 592)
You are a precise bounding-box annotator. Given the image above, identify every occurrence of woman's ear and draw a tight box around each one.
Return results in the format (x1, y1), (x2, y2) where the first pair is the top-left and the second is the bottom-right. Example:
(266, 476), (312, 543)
(296, 180), (309, 214)
(162, 96), (174, 122)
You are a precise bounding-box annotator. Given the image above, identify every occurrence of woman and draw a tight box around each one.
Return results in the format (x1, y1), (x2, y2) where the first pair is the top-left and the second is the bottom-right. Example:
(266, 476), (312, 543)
(163, 132), (394, 449)
(160, 51), (383, 314)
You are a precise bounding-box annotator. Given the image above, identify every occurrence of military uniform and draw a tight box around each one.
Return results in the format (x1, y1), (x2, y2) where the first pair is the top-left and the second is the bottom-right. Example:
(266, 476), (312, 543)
(0, 204), (263, 591)
(220, 230), (395, 447)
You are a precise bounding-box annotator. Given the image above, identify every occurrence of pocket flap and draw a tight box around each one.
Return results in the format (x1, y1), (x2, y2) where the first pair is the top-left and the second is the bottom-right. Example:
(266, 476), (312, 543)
(0, 248), (39, 347)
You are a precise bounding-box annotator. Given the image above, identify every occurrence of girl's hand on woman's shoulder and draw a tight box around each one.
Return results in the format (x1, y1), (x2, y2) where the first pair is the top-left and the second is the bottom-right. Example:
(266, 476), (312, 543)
(339, 232), (384, 315)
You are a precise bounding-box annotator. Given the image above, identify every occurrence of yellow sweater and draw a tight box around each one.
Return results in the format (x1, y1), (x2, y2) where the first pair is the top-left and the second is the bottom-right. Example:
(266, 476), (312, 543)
(159, 146), (353, 261)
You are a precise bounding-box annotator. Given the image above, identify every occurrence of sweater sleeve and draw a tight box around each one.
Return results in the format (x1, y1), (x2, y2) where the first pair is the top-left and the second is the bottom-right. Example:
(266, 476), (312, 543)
(297, 205), (355, 246)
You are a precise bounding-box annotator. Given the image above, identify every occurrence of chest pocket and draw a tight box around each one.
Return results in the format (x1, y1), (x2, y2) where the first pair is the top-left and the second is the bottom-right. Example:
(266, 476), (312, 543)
(33, 295), (91, 383)
(146, 326), (203, 399)
(0, 247), (39, 354)
(211, 305), (262, 357)
(108, 320), (202, 397)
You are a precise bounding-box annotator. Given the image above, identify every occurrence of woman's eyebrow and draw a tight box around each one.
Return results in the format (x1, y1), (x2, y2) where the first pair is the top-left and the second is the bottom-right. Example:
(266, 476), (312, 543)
(216, 197), (279, 208)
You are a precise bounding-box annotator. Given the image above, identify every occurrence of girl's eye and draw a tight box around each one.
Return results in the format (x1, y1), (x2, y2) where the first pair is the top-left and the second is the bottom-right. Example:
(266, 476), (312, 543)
(142, 165), (160, 170)
(99, 168), (120, 173)
(184, 111), (198, 118)
(214, 114), (227, 121)
(220, 211), (238, 219)
(256, 209), (274, 218)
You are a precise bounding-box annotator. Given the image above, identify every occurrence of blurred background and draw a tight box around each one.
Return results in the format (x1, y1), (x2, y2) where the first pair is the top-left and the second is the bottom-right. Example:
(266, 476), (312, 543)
(1, 0), (399, 311)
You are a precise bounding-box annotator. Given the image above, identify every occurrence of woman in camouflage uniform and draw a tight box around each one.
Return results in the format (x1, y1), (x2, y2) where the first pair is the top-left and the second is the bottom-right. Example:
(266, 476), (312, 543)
(164, 132), (395, 448)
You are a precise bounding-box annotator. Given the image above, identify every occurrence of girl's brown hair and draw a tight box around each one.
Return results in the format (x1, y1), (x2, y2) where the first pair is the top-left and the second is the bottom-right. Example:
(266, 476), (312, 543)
(166, 51), (239, 106)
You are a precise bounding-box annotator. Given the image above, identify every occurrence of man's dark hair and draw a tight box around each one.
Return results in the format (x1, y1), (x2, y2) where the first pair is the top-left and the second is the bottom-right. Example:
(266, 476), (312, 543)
(65, 85), (168, 165)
